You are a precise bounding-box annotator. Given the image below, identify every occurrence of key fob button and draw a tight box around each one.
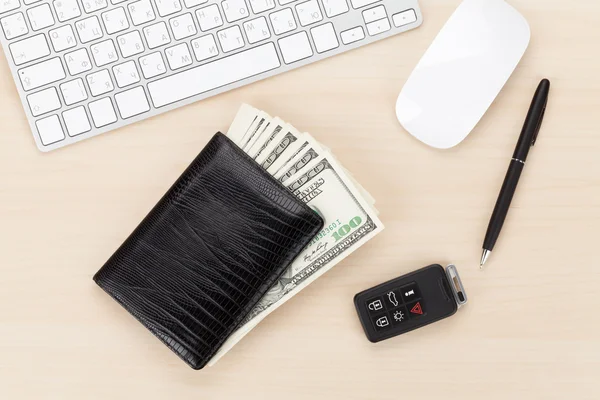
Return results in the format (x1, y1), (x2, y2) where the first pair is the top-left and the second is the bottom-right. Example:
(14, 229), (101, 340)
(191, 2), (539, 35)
(390, 306), (409, 325)
(371, 314), (391, 331)
(407, 300), (425, 317)
(400, 282), (420, 303)
(365, 297), (385, 314)
(383, 289), (402, 308)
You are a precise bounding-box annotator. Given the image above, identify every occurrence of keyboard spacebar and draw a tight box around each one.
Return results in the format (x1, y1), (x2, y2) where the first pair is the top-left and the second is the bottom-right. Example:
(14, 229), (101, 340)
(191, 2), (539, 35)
(148, 43), (281, 108)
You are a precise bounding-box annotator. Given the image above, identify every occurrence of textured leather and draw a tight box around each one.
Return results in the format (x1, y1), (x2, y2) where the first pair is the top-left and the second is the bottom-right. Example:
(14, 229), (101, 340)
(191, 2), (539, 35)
(93, 132), (324, 369)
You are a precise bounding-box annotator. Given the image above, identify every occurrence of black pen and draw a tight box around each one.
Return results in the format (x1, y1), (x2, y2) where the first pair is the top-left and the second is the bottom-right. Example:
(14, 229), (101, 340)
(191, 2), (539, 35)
(480, 79), (550, 268)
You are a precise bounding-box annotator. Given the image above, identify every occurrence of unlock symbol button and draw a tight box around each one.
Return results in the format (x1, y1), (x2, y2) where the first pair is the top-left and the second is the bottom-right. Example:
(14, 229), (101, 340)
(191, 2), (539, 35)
(366, 298), (384, 313)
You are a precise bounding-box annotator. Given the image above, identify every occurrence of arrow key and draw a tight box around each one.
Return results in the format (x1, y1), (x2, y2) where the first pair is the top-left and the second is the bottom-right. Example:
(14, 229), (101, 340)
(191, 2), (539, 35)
(341, 26), (365, 45)
(362, 5), (386, 24)
(366, 17), (390, 36)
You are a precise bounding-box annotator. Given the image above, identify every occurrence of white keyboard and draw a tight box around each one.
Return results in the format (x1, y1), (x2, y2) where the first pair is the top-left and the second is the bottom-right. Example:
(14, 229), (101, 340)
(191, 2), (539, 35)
(0, 0), (422, 152)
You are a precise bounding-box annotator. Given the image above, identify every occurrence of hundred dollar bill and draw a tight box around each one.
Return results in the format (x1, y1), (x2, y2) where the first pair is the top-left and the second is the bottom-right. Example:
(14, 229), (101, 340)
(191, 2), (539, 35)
(247, 117), (285, 158)
(256, 126), (304, 170)
(208, 155), (384, 365)
(274, 135), (325, 182)
(266, 134), (309, 176)
(240, 111), (270, 149)
(227, 103), (258, 145)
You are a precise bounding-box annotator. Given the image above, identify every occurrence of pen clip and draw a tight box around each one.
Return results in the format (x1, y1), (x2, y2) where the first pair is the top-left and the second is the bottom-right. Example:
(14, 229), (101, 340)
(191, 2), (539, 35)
(531, 106), (546, 146)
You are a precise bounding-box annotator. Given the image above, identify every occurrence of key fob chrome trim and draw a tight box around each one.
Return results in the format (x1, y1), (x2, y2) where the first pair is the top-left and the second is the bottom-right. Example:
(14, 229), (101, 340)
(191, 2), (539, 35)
(445, 264), (468, 308)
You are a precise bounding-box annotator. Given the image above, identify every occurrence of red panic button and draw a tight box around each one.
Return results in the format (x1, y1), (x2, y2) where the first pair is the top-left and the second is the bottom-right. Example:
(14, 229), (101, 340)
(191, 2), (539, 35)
(410, 302), (423, 315)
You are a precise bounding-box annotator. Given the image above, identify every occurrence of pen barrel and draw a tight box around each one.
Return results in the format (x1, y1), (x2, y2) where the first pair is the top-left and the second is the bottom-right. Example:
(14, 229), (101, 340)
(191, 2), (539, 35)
(483, 161), (524, 252)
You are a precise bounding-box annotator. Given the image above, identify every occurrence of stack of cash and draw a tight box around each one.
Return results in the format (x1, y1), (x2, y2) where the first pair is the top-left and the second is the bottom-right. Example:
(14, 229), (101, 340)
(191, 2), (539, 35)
(208, 104), (384, 365)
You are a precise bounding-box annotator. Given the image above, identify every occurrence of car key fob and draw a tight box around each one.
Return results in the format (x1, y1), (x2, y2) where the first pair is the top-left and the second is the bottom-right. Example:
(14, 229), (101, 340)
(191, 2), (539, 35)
(354, 264), (467, 342)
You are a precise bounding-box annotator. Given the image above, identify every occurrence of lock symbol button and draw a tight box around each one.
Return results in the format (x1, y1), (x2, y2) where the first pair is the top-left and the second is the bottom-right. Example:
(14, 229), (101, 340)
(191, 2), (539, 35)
(371, 314), (391, 331)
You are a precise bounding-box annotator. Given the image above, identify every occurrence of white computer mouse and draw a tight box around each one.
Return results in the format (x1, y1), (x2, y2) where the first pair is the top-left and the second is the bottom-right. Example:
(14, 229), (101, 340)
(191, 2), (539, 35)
(396, 0), (530, 149)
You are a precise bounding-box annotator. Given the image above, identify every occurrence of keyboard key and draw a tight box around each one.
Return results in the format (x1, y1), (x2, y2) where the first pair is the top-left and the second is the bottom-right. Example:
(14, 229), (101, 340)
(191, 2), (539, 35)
(148, 42), (280, 107)
(269, 8), (295, 35)
(1, 12), (28, 40)
(393, 9), (417, 28)
(128, 0), (156, 25)
(117, 31), (145, 57)
(295, 0), (323, 26)
(9, 34), (50, 66)
(54, 0), (81, 22)
(110, 0), (128, 3)
(19, 57), (66, 91)
(349, 0), (378, 8)
(115, 86), (150, 118)
(102, 7), (129, 34)
(322, 0), (348, 18)
(113, 60), (141, 87)
(92, 40), (118, 68)
(155, 0), (182, 17)
(243, 16), (270, 44)
(0, 0), (20, 15)
(65, 48), (92, 74)
(24, 0), (42, 4)
(62, 106), (91, 136)
(184, 0), (208, 7)
(165, 42), (192, 69)
(143, 21), (171, 48)
(196, 4), (223, 31)
(35, 115), (65, 145)
(88, 97), (117, 127)
(222, 0), (249, 23)
(169, 13), (197, 40)
(366, 17), (389, 36)
(362, 4), (385, 23)
(27, 3), (55, 31)
(278, 0), (296, 4)
(248, 0), (275, 14)
(27, 87), (61, 116)
(139, 51), (166, 78)
(75, 16), (104, 43)
(9, 34), (49, 65)
(191, 34), (218, 61)
(60, 78), (88, 105)
(310, 22), (338, 53)
(86, 69), (114, 96)
(340, 26), (364, 44)
(49, 25), (77, 52)
(217, 25), (244, 53)
(278, 31), (312, 64)
(91, 39), (119, 66)
(82, 0), (108, 13)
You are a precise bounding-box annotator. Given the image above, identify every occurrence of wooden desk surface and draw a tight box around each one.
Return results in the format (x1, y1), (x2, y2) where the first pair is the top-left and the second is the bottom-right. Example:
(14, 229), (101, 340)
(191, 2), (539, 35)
(1, 1), (599, 398)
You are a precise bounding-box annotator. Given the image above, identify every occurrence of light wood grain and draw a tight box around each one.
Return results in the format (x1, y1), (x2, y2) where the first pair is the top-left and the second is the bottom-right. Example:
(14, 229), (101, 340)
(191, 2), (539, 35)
(1, 1), (599, 398)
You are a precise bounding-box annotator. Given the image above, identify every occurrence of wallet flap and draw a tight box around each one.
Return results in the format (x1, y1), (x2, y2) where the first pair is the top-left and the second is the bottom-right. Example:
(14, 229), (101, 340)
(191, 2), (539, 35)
(94, 132), (323, 369)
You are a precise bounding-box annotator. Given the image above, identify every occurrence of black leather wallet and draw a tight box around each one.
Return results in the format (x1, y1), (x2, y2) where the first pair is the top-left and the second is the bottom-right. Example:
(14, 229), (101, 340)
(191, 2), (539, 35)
(93, 132), (324, 369)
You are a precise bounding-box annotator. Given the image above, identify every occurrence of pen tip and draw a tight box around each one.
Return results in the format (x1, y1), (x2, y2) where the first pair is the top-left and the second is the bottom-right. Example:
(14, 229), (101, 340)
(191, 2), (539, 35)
(480, 250), (491, 268)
